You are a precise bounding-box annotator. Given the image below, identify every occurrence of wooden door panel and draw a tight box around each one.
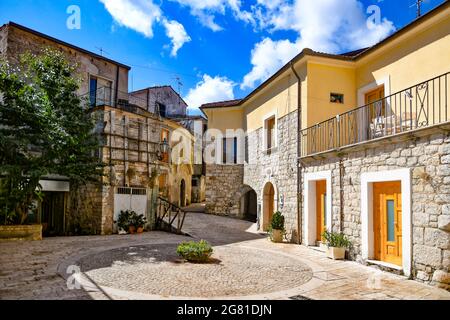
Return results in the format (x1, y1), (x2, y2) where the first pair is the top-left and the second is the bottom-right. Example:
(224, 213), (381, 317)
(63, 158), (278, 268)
(316, 181), (327, 242)
(373, 182), (402, 266)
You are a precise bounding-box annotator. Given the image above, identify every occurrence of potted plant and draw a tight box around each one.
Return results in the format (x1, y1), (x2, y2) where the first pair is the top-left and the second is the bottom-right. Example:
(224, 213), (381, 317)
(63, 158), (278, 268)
(270, 211), (285, 243)
(117, 210), (132, 234)
(131, 212), (147, 234)
(322, 231), (351, 260)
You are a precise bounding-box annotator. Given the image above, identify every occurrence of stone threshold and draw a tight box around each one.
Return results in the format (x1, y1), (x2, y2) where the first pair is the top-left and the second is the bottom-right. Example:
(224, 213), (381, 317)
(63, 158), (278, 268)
(367, 259), (403, 273)
(308, 245), (327, 253)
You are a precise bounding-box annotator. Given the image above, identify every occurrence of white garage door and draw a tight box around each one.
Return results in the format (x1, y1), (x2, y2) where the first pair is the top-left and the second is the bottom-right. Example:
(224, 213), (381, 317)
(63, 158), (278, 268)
(114, 187), (148, 233)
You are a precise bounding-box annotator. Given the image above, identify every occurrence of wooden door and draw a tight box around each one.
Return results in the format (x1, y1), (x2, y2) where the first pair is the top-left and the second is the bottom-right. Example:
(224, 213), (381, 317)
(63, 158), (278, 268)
(40, 192), (66, 236)
(365, 86), (385, 120)
(373, 182), (402, 266)
(263, 183), (275, 231)
(316, 180), (327, 242)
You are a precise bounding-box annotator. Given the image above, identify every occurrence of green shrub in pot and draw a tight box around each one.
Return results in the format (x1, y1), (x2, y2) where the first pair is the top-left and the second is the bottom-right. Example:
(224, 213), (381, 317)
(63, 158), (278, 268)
(177, 240), (213, 263)
(322, 231), (351, 260)
(270, 211), (285, 243)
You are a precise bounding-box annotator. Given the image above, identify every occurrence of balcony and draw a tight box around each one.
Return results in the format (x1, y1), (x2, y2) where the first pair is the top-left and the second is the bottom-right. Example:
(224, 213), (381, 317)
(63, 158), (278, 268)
(82, 87), (154, 116)
(300, 72), (450, 157)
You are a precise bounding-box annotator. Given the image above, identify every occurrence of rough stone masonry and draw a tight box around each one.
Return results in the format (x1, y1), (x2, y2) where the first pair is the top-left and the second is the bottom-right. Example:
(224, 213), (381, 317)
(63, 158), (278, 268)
(302, 131), (450, 289)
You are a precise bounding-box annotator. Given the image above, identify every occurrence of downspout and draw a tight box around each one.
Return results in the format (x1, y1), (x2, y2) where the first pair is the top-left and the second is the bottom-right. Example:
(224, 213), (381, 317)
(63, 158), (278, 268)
(114, 65), (120, 106)
(290, 62), (302, 245)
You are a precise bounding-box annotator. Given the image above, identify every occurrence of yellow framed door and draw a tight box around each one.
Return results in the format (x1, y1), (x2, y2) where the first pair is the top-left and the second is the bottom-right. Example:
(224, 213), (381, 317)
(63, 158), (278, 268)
(316, 180), (327, 242)
(373, 182), (402, 266)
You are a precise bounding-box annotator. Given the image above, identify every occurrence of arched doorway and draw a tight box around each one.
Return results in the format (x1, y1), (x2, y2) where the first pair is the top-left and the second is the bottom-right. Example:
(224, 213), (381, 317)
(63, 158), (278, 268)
(262, 182), (275, 231)
(240, 189), (258, 222)
(180, 179), (186, 207)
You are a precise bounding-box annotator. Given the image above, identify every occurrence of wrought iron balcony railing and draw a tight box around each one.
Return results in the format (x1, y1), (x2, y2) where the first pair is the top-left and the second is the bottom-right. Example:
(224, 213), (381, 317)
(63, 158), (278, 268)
(300, 72), (449, 157)
(81, 87), (154, 114)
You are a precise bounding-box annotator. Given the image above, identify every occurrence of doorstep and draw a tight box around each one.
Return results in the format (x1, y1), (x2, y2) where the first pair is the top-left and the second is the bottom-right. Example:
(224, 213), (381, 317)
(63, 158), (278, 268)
(367, 259), (403, 275)
(308, 244), (327, 253)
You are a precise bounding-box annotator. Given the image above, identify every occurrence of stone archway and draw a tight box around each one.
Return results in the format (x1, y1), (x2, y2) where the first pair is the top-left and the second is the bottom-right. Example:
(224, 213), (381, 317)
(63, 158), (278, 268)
(262, 182), (275, 231)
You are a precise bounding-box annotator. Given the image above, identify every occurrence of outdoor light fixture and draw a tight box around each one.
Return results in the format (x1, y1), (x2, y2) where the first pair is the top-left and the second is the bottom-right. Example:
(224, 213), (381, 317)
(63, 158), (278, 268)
(160, 139), (170, 154)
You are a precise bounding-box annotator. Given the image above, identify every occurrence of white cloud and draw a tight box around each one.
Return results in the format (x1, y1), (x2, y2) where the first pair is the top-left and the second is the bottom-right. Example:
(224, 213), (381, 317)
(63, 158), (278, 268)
(171, 0), (253, 31)
(185, 74), (235, 108)
(100, 0), (191, 56)
(99, 0), (162, 38)
(242, 0), (396, 89)
(162, 19), (192, 57)
(241, 38), (301, 90)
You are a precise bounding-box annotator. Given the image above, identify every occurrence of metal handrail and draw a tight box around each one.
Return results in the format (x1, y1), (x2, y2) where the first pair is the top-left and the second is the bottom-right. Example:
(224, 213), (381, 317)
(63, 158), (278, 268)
(156, 196), (187, 234)
(80, 86), (155, 114)
(300, 72), (449, 157)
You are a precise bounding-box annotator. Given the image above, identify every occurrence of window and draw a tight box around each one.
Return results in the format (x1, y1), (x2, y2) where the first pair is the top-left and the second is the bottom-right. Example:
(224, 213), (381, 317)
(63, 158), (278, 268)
(222, 137), (237, 164)
(89, 76), (98, 107)
(161, 129), (170, 163)
(386, 200), (395, 242)
(330, 93), (344, 104)
(158, 103), (167, 118)
(159, 173), (168, 197)
(265, 116), (276, 153)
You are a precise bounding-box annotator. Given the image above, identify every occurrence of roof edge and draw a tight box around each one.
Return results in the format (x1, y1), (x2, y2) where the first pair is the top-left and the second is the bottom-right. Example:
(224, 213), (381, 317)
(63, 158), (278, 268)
(5, 21), (131, 70)
(216, 1), (449, 109)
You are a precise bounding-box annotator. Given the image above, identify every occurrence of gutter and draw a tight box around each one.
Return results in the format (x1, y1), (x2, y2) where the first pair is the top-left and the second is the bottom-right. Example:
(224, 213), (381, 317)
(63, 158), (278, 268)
(290, 61), (302, 245)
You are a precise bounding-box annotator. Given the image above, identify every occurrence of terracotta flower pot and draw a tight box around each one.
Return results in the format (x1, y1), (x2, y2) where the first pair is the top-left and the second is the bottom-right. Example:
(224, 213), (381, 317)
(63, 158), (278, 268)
(128, 226), (136, 234)
(272, 229), (283, 243)
(136, 227), (144, 234)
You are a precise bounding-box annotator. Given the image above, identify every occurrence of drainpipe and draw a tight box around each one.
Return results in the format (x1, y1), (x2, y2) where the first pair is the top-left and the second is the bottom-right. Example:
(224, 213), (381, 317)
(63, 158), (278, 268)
(290, 62), (302, 245)
(114, 65), (120, 106)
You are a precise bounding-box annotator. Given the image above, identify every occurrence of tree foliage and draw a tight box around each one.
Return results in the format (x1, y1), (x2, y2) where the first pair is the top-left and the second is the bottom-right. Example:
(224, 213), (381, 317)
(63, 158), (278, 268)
(0, 48), (103, 225)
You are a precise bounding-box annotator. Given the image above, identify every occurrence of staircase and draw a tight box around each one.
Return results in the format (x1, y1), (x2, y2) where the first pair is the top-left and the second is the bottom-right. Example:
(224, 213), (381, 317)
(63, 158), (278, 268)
(156, 197), (187, 235)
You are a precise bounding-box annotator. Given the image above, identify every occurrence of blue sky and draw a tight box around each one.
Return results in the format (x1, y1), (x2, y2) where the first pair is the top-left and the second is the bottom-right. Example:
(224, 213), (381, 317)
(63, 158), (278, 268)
(0, 0), (445, 114)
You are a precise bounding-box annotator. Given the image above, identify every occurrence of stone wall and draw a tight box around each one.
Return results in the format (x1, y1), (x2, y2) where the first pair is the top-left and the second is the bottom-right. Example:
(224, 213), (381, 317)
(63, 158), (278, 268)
(95, 107), (166, 234)
(245, 111), (299, 242)
(204, 111), (299, 240)
(302, 131), (450, 288)
(66, 183), (104, 235)
(3, 24), (129, 96)
(0, 25), (7, 60)
(205, 165), (244, 216)
(132, 86), (187, 117)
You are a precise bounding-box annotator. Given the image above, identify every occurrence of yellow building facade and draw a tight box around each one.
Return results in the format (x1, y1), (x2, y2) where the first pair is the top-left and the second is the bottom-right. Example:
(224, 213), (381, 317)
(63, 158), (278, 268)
(202, 2), (450, 288)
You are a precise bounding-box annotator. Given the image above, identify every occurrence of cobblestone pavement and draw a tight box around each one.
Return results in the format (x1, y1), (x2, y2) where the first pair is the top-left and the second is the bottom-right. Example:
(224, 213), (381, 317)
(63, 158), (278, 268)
(0, 211), (449, 300)
(78, 244), (312, 298)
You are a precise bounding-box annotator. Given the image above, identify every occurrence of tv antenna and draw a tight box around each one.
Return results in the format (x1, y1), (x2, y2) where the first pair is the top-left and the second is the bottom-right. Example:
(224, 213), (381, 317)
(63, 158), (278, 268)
(410, 0), (424, 18)
(95, 47), (110, 57)
(173, 76), (184, 108)
(173, 76), (183, 94)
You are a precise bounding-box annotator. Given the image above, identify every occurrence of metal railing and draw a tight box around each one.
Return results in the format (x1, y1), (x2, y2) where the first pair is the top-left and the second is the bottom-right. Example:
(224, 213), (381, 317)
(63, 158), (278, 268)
(81, 87), (153, 113)
(300, 72), (449, 157)
(156, 197), (187, 235)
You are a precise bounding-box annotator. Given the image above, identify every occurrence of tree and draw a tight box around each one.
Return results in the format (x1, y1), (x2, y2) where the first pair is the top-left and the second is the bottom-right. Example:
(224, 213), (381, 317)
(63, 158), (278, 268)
(0, 48), (103, 225)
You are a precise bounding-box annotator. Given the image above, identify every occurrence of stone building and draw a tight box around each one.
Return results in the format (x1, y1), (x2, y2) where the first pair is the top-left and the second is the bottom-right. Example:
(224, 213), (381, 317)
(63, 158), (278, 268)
(131, 86), (206, 204)
(0, 22), (194, 236)
(0, 22), (129, 101)
(201, 2), (450, 287)
(131, 85), (188, 118)
(177, 115), (208, 203)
